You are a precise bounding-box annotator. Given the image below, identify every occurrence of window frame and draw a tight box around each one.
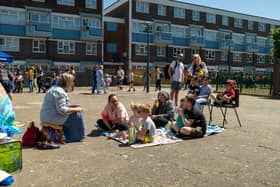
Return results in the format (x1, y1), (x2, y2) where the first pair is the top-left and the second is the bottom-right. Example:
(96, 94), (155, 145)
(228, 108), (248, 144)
(86, 43), (97, 56)
(0, 36), (20, 52)
(205, 50), (215, 60)
(157, 46), (166, 57)
(85, 0), (97, 9)
(57, 0), (75, 6)
(192, 11), (200, 21)
(232, 52), (243, 62)
(222, 16), (228, 26)
(206, 13), (216, 24)
(157, 4), (166, 16)
(174, 7), (185, 19)
(258, 23), (266, 32)
(173, 47), (184, 57)
(248, 20), (254, 30)
(136, 0), (150, 14)
(32, 40), (46, 53)
(135, 44), (147, 56)
(57, 40), (75, 55)
(220, 51), (228, 61)
(257, 54), (265, 63)
(247, 53), (253, 63)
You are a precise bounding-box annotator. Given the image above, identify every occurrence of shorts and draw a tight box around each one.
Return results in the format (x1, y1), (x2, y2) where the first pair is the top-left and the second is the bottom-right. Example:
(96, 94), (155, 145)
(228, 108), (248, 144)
(178, 127), (204, 139)
(118, 79), (123, 86)
(171, 81), (182, 91)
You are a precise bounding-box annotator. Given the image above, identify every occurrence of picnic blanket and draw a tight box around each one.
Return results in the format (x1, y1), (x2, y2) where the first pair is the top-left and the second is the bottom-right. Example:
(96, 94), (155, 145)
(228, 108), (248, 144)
(101, 125), (224, 149)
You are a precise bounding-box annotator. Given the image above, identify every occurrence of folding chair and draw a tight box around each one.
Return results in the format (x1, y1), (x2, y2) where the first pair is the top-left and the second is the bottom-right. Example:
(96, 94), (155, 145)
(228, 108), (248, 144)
(208, 89), (242, 127)
(201, 98), (212, 122)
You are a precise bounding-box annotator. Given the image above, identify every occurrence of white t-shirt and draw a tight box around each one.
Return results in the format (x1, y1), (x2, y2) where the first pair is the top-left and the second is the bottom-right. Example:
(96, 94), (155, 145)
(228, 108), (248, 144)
(129, 72), (134, 82)
(170, 60), (184, 82)
(117, 69), (125, 80)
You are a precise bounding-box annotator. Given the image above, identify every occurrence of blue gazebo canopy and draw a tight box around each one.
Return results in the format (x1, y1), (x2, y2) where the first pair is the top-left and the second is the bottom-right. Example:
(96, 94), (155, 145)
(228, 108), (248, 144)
(0, 51), (14, 64)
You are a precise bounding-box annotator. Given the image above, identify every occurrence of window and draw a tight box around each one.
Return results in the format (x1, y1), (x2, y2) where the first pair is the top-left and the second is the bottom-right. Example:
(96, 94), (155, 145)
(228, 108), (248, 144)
(205, 50), (215, 60)
(191, 49), (200, 55)
(106, 22), (117, 32)
(222, 16), (228, 26)
(257, 37), (267, 46)
(136, 0), (149, 13)
(0, 9), (25, 25)
(135, 44), (147, 56)
(157, 5), (166, 16)
(204, 30), (217, 41)
(0, 37), (19, 52)
(269, 56), (274, 64)
(192, 11), (200, 21)
(53, 15), (80, 29)
(86, 43), (97, 55)
(29, 11), (50, 23)
(107, 43), (117, 54)
(171, 26), (186, 38)
(247, 53), (253, 63)
(257, 54), (265, 63)
(190, 28), (203, 37)
(86, 0), (97, 9)
(57, 41), (75, 54)
(221, 51), (228, 61)
(232, 52), (242, 62)
(246, 34), (256, 44)
(174, 7), (185, 19)
(232, 34), (244, 44)
(157, 46), (166, 57)
(82, 17), (100, 28)
(234, 18), (243, 28)
(57, 0), (75, 6)
(132, 21), (149, 33)
(32, 40), (45, 53)
(258, 23), (266, 32)
(248, 21), (254, 30)
(271, 25), (276, 31)
(173, 47), (184, 57)
(154, 23), (170, 33)
(206, 13), (216, 24)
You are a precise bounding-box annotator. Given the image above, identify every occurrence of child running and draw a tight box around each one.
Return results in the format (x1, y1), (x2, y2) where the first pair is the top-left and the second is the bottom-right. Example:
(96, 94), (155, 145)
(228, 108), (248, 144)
(136, 104), (156, 143)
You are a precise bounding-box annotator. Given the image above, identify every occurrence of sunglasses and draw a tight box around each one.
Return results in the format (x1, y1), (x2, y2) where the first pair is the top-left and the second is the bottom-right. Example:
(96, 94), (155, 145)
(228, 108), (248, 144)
(137, 110), (143, 114)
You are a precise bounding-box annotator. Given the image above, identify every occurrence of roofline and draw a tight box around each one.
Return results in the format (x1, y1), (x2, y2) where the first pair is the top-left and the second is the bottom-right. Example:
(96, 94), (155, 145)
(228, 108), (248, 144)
(104, 16), (125, 23)
(105, 0), (280, 25)
(104, 0), (128, 15)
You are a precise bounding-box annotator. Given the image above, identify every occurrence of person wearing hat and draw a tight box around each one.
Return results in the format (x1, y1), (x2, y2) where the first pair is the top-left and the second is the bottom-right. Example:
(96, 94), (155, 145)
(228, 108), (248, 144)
(96, 65), (107, 94)
(151, 91), (175, 128)
(210, 80), (236, 105)
(168, 53), (185, 106)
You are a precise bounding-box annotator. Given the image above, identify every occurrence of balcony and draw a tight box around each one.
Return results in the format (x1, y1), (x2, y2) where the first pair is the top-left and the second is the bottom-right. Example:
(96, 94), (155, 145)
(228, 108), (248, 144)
(153, 31), (172, 44)
(246, 43), (259, 52)
(25, 22), (52, 37)
(189, 36), (205, 47)
(81, 27), (103, 41)
(219, 40), (232, 49)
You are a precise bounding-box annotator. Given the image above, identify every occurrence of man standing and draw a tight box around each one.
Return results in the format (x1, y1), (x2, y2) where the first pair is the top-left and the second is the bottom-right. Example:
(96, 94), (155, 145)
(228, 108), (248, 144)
(36, 65), (44, 93)
(117, 66), (125, 91)
(27, 66), (35, 93)
(92, 65), (98, 94)
(96, 65), (106, 94)
(168, 53), (185, 106)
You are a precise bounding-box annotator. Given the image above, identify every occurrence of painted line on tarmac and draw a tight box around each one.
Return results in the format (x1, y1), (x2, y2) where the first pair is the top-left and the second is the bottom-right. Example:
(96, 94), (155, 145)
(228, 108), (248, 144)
(27, 102), (42, 105)
(14, 106), (32, 109)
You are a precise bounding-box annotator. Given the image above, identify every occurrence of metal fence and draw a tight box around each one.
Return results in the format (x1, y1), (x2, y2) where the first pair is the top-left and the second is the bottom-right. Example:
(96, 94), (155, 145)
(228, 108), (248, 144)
(211, 71), (273, 96)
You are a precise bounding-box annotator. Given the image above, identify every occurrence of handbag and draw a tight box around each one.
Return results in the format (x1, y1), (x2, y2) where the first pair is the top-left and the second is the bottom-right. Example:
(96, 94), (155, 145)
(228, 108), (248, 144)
(22, 122), (40, 147)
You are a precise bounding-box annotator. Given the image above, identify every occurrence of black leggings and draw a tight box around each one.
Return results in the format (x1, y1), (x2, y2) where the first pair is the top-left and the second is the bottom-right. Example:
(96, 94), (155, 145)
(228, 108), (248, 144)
(156, 80), (161, 91)
(152, 117), (169, 128)
(96, 119), (129, 131)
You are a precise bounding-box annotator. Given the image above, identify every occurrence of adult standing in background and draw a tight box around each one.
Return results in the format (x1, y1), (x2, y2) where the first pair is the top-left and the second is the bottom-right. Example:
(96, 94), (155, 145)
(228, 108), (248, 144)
(188, 54), (208, 77)
(168, 53), (185, 106)
(117, 66), (125, 91)
(155, 67), (163, 91)
(96, 65), (106, 94)
(36, 65), (44, 93)
(27, 66), (35, 93)
(92, 65), (98, 94)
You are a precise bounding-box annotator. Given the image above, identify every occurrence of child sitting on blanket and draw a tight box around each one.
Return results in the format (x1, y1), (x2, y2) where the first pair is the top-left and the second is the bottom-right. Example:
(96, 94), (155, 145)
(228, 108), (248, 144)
(171, 98), (189, 135)
(129, 103), (142, 132)
(136, 104), (156, 143)
(211, 80), (236, 105)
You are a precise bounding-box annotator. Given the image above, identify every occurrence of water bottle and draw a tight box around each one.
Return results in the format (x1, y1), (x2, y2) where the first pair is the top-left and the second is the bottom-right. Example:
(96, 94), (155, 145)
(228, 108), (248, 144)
(128, 125), (136, 145)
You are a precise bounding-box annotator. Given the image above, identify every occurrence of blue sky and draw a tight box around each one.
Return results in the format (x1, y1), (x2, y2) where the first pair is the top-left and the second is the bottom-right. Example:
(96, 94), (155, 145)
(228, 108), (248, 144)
(104, 0), (280, 20)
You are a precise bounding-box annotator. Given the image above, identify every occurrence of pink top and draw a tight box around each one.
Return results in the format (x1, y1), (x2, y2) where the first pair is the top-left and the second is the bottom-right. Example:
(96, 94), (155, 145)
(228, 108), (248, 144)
(129, 115), (142, 130)
(102, 103), (129, 122)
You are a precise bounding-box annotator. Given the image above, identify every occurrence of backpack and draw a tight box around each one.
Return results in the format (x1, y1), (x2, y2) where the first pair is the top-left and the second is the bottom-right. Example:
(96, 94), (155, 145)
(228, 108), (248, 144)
(22, 122), (40, 147)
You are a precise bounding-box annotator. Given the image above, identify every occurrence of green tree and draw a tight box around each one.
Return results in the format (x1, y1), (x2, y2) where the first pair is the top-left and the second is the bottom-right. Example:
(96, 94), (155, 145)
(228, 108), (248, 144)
(272, 28), (280, 63)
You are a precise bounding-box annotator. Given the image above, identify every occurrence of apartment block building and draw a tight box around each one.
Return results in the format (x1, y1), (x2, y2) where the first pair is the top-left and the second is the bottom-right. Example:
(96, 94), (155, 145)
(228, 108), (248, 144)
(105, 0), (280, 73)
(0, 0), (103, 71)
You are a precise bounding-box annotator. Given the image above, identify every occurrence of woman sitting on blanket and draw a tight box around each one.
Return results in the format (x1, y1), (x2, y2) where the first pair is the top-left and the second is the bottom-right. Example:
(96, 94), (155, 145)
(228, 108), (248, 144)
(136, 104), (156, 143)
(151, 91), (175, 128)
(40, 73), (85, 143)
(96, 94), (129, 139)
